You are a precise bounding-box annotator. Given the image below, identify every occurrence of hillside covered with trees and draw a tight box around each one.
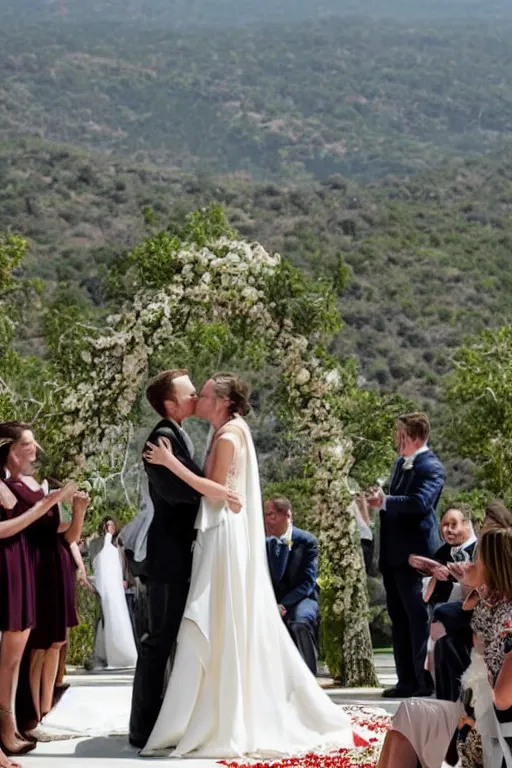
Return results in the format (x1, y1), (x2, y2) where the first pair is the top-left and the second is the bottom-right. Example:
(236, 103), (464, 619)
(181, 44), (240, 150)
(3, 136), (512, 415)
(2, 0), (512, 504)
(2, 0), (511, 27)
(2, 15), (512, 180)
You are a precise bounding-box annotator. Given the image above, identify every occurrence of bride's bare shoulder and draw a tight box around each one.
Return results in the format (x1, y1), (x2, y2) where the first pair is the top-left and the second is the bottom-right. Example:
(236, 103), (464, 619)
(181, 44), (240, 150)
(217, 418), (247, 443)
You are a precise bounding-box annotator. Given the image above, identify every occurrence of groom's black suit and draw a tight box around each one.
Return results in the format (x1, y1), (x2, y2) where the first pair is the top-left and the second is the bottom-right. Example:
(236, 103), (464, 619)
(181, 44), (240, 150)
(129, 419), (203, 746)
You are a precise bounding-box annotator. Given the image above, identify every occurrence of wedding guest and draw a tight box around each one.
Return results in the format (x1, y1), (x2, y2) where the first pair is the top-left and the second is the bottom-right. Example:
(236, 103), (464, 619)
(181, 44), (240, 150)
(0, 422), (90, 734)
(71, 539), (92, 590)
(410, 505), (477, 683)
(120, 547), (139, 647)
(433, 500), (512, 702)
(409, 504), (476, 611)
(88, 517), (118, 565)
(54, 645), (68, 700)
(349, 495), (374, 574)
(116, 525), (144, 646)
(264, 497), (320, 675)
(377, 524), (512, 768)
(0, 461), (76, 759)
(90, 519), (137, 637)
(91, 516), (137, 669)
(53, 542), (91, 706)
(368, 412), (445, 698)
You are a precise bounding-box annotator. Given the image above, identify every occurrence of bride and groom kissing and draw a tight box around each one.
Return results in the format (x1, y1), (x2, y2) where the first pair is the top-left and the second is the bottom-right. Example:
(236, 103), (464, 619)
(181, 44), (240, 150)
(129, 369), (362, 759)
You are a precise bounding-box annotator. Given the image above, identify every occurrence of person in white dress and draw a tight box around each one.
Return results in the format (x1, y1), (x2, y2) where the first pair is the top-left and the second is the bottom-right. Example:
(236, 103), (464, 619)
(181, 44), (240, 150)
(92, 519), (137, 669)
(141, 372), (358, 759)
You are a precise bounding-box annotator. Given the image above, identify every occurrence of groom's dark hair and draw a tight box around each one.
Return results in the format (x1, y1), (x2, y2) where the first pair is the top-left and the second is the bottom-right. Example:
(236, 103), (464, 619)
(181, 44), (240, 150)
(146, 369), (189, 417)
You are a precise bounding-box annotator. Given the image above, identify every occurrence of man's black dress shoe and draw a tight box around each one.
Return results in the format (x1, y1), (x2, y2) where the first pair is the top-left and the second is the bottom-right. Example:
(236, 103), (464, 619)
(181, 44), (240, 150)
(129, 735), (147, 749)
(381, 685), (414, 698)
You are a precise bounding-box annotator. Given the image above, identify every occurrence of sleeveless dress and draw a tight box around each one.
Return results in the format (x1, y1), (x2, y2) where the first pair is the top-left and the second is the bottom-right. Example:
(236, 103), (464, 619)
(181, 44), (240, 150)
(6, 479), (78, 648)
(389, 597), (512, 768)
(457, 597), (512, 768)
(0, 500), (36, 631)
(143, 417), (357, 759)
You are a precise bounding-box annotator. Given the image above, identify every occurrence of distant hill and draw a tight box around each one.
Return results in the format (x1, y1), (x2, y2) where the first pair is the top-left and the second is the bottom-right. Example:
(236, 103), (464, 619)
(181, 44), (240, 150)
(2, 16), (512, 181)
(3, 137), (512, 408)
(3, 0), (512, 26)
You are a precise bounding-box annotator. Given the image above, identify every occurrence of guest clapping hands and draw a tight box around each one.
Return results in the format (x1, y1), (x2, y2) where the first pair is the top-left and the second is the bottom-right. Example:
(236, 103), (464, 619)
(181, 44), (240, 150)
(0, 422), (88, 736)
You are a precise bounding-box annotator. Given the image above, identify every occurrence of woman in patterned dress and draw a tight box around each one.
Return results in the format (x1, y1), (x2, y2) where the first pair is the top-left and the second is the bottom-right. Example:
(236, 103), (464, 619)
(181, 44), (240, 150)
(377, 523), (512, 768)
(456, 526), (512, 768)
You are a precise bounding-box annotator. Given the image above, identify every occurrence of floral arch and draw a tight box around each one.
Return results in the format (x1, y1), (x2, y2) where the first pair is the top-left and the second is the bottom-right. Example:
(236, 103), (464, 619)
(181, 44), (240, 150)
(54, 207), (378, 687)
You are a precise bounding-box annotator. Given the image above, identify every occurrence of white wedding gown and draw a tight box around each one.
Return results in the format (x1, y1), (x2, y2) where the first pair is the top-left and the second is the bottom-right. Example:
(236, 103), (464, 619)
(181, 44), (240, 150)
(142, 417), (356, 759)
(93, 533), (138, 669)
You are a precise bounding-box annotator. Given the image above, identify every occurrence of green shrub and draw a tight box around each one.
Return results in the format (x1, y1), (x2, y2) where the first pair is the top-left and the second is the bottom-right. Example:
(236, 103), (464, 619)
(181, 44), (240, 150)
(67, 582), (101, 667)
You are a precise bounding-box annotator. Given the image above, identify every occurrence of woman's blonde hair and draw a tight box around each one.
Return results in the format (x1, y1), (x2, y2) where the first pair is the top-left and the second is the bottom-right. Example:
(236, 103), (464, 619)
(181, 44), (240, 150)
(211, 373), (250, 417)
(479, 525), (512, 600)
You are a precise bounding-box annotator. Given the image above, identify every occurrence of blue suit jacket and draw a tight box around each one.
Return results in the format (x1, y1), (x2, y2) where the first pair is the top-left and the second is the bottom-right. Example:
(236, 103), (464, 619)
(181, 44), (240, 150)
(379, 449), (445, 569)
(266, 526), (319, 609)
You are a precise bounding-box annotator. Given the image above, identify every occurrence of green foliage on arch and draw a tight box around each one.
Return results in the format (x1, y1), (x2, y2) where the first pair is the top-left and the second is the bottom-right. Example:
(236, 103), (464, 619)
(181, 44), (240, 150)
(0, 207), (400, 684)
(42, 205), (377, 684)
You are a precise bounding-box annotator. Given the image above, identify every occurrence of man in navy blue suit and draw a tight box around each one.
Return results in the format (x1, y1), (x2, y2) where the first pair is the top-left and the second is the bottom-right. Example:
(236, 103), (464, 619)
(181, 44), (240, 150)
(264, 497), (319, 674)
(368, 412), (445, 698)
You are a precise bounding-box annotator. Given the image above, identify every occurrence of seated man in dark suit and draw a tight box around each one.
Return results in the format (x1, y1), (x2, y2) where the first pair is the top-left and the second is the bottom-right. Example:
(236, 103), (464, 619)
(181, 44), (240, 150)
(264, 496), (319, 675)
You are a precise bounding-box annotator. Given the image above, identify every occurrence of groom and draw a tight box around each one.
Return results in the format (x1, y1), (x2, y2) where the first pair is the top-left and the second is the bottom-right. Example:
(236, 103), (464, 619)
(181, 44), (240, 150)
(129, 369), (202, 749)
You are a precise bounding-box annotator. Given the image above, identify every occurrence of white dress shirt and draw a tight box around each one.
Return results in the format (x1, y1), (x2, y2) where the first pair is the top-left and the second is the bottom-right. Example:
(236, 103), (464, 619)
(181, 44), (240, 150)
(171, 419), (195, 459)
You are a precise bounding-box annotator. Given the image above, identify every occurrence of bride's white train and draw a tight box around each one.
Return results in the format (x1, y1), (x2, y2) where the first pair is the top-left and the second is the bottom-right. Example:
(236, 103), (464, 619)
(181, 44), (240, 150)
(142, 417), (358, 758)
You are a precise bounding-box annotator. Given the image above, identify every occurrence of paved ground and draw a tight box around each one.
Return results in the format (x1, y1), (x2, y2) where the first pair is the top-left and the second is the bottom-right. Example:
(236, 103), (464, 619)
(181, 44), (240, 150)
(24, 656), (399, 768)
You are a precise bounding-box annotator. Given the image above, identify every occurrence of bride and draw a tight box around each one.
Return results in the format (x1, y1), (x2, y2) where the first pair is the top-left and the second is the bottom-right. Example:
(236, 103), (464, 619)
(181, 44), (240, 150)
(141, 373), (358, 759)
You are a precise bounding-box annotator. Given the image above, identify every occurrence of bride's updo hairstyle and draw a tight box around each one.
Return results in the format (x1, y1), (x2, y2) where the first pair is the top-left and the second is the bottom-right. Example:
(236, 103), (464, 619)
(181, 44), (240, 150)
(211, 373), (250, 417)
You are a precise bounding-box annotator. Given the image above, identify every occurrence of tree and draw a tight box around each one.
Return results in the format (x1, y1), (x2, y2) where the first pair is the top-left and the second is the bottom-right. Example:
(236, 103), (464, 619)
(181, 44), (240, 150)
(45, 205), (378, 685)
(0, 234), (56, 428)
(444, 325), (512, 504)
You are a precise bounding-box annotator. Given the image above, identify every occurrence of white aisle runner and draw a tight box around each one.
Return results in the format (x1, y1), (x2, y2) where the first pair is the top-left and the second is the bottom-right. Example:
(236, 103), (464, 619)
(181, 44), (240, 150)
(42, 685), (131, 737)
(28, 671), (456, 768)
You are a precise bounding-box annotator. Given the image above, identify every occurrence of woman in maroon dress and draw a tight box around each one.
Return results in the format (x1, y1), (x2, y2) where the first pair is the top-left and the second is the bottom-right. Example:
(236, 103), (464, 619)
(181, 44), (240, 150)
(0, 423), (89, 735)
(0, 423), (77, 762)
